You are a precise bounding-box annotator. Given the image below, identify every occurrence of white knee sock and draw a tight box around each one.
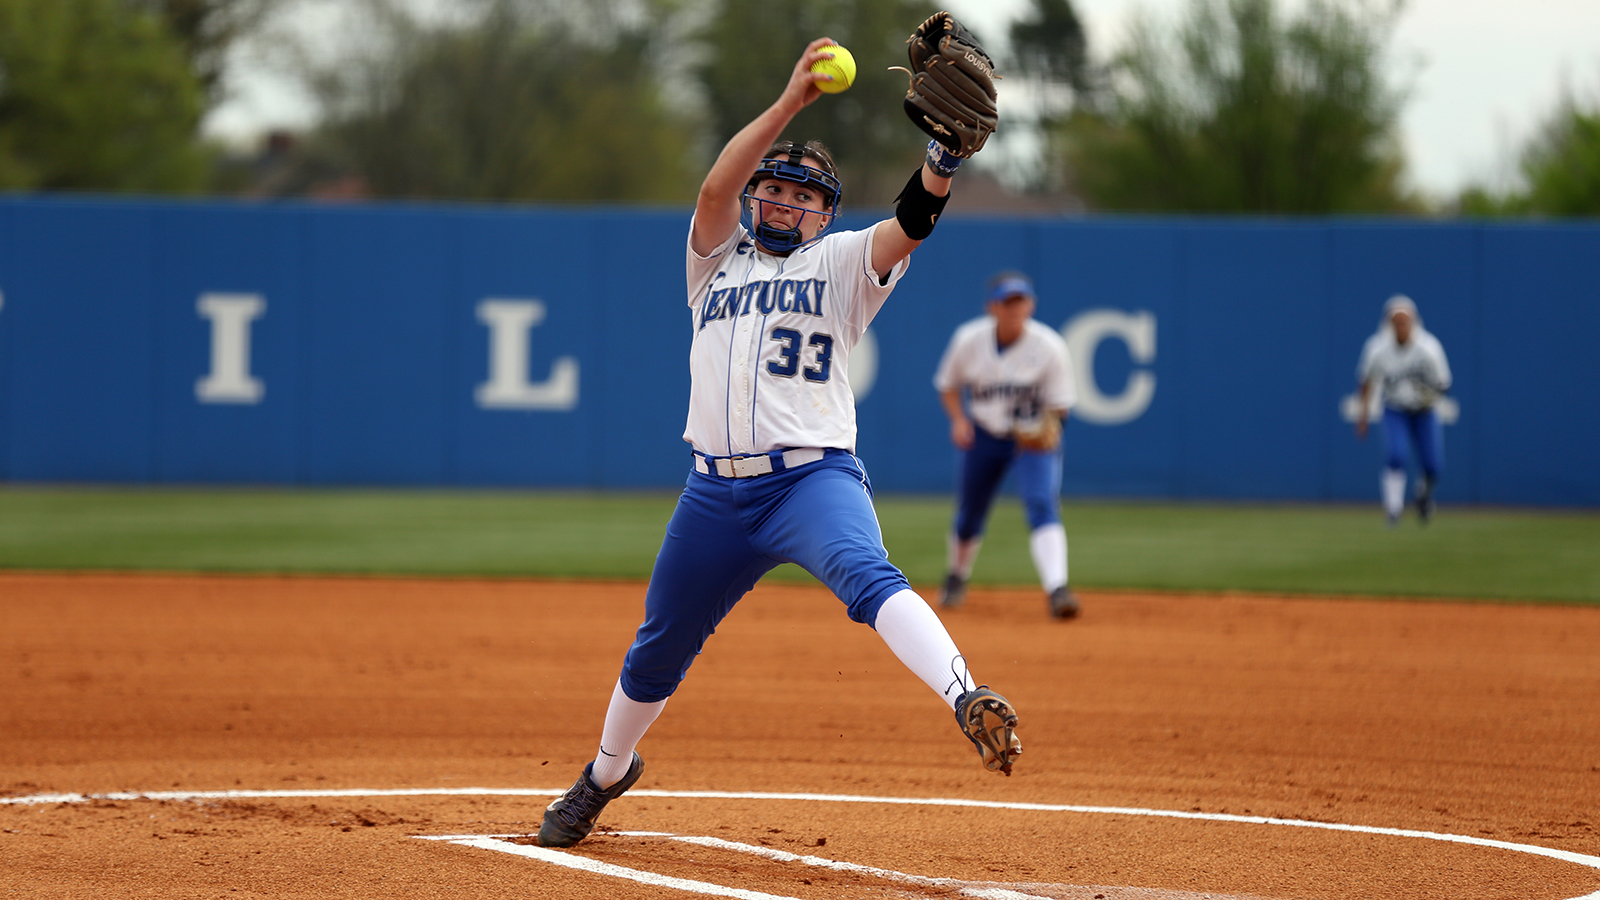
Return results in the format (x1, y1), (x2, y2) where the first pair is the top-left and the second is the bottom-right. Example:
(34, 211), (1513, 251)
(590, 679), (667, 788)
(873, 588), (977, 708)
(1382, 467), (1407, 519)
(947, 533), (983, 579)
(1029, 523), (1068, 592)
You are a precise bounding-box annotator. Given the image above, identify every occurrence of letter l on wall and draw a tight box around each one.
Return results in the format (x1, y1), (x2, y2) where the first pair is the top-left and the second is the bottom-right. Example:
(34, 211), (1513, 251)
(475, 299), (579, 411)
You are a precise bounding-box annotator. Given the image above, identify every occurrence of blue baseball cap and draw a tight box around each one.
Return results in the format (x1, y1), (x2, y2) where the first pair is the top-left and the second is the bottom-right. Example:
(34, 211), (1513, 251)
(987, 274), (1035, 303)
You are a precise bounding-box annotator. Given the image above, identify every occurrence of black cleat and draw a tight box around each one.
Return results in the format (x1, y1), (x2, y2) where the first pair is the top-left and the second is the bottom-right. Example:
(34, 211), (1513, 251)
(954, 686), (1022, 775)
(538, 752), (644, 848)
(939, 573), (968, 609)
(1416, 478), (1436, 525)
(1048, 585), (1080, 619)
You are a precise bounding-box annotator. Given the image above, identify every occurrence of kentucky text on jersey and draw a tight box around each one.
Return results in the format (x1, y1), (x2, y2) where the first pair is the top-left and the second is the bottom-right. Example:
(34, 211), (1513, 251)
(699, 277), (828, 331)
(969, 383), (1041, 403)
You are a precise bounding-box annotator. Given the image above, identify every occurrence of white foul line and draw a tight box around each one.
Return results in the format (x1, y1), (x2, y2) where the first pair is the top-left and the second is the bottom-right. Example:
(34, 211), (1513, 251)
(6, 787), (1599, 900)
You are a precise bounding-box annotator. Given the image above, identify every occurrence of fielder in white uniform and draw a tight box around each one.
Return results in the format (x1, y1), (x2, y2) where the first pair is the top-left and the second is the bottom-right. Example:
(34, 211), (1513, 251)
(1355, 294), (1452, 525)
(934, 271), (1080, 617)
(537, 38), (1022, 850)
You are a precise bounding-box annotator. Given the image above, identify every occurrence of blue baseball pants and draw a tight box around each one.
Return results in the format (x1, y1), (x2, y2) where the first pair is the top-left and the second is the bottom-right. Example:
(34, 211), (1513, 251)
(953, 426), (1064, 541)
(618, 449), (911, 704)
(1381, 406), (1443, 481)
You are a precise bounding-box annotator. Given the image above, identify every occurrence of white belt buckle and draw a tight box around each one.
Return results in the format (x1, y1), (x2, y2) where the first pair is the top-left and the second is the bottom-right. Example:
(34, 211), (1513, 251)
(730, 455), (773, 478)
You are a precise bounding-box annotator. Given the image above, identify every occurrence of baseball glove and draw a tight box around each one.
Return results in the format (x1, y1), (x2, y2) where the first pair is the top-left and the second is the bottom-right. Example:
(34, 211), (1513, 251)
(899, 11), (998, 158)
(1013, 413), (1062, 451)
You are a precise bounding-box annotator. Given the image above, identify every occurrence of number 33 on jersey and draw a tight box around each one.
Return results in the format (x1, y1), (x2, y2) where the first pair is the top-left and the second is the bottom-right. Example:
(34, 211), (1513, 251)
(683, 222), (907, 458)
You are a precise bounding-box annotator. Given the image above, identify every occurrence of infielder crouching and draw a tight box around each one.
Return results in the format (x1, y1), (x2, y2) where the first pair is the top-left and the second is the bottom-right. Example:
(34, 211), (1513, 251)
(1355, 294), (1452, 526)
(935, 271), (1080, 618)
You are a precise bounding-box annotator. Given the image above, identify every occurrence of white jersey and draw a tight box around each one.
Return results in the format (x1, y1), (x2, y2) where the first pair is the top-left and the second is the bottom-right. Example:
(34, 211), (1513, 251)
(1357, 326), (1451, 411)
(934, 317), (1077, 436)
(683, 220), (907, 456)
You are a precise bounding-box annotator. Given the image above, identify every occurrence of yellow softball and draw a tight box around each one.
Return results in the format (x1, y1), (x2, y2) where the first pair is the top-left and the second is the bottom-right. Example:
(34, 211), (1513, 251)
(810, 44), (856, 94)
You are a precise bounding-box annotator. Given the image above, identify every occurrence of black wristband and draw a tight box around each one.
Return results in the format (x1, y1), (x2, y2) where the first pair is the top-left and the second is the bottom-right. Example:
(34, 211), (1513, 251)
(894, 167), (950, 241)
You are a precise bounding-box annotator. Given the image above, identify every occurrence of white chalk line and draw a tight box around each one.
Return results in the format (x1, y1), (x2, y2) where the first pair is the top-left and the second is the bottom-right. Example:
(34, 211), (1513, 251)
(616, 831), (1057, 900)
(7, 787), (1598, 899)
(418, 831), (1248, 900)
(417, 834), (807, 900)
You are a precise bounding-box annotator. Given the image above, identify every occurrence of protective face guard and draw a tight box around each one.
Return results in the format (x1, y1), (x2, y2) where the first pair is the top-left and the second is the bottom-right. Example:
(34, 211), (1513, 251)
(741, 152), (842, 254)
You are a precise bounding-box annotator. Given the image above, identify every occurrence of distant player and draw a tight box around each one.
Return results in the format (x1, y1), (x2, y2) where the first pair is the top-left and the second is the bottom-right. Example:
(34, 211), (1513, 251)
(934, 271), (1080, 618)
(1355, 294), (1452, 525)
(538, 21), (1021, 850)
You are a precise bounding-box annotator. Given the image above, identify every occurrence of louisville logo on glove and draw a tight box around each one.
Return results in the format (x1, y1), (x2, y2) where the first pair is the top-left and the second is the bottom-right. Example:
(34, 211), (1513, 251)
(894, 11), (999, 159)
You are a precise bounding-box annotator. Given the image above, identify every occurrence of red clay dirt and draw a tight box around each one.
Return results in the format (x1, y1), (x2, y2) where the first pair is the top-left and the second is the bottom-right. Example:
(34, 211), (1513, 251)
(2, 572), (1597, 899)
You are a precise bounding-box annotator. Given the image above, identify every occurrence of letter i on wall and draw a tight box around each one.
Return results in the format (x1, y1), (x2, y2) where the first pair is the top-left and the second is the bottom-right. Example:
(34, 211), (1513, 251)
(196, 293), (266, 404)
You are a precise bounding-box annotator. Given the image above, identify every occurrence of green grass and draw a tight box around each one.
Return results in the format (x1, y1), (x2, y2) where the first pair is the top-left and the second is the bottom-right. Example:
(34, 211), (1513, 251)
(0, 486), (1595, 604)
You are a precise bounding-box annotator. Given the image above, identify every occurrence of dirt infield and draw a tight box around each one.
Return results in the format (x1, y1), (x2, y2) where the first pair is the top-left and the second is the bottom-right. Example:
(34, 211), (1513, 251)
(2, 572), (1597, 899)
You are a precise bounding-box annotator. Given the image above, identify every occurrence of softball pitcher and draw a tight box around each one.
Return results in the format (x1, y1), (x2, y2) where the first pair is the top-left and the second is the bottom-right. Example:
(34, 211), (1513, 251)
(539, 18), (1021, 850)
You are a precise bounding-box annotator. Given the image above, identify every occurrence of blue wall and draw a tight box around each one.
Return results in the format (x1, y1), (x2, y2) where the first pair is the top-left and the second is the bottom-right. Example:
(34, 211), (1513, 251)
(1, 196), (1596, 505)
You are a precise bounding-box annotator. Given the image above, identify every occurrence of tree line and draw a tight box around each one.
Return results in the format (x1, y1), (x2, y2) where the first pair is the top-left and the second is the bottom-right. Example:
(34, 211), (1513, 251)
(0, 0), (1595, 215)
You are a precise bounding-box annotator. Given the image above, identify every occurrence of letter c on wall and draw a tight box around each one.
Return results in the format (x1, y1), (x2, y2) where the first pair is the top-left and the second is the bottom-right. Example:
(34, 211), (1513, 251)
(1061, 310), (1156, 425)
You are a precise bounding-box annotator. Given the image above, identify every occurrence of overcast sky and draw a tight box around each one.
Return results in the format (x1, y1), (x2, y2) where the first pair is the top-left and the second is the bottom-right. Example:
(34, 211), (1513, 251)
(945, 0), (1600, 197)
(203, 0), (1600, 199)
